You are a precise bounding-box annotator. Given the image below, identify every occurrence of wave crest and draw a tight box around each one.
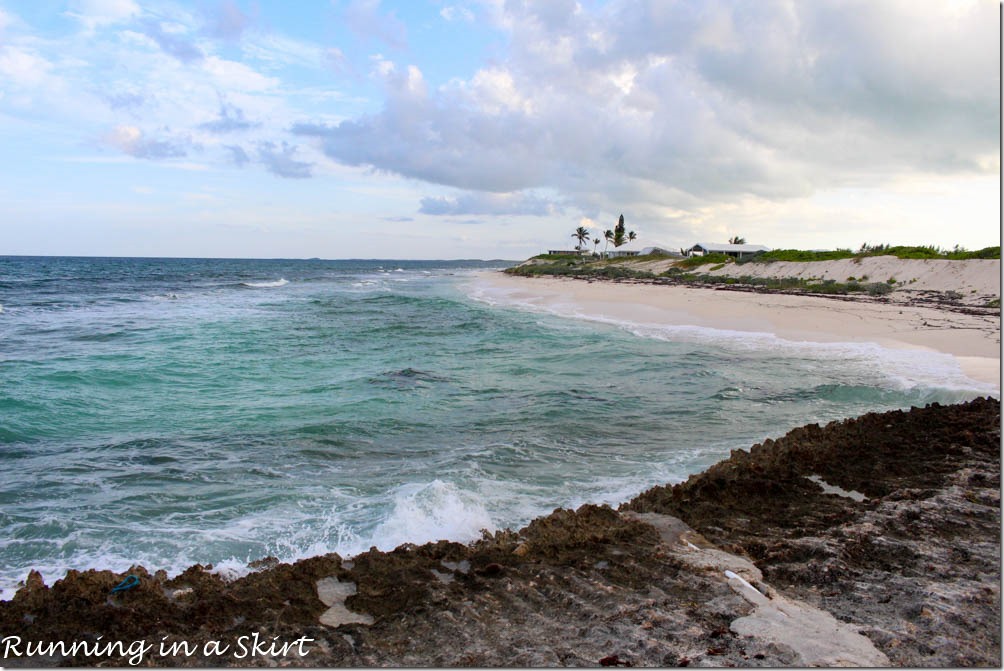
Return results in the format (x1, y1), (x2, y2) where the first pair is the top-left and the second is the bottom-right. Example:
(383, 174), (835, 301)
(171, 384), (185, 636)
(242, 278), (289, 288)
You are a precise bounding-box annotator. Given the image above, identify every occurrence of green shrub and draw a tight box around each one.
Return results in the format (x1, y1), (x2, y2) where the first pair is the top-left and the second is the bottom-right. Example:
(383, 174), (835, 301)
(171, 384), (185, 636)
(676, 253), (731, 268)
(748, 244), (1000, 264)
(945, 246), (1001, 260)
(754, 249), (856, 263)
(531, 253), (584, 261)
(865, 282), (893, 296)
(880, 246), (944, 260)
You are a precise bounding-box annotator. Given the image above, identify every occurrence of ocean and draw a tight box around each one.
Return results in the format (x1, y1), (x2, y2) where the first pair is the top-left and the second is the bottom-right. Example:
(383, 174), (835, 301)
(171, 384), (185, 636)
(0, 256), (992, 597)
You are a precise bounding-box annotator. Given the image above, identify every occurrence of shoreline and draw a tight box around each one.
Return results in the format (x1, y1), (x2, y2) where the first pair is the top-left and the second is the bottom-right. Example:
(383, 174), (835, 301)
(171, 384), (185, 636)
(1, 398), (999, 666)
(473, 271), (1001, 390)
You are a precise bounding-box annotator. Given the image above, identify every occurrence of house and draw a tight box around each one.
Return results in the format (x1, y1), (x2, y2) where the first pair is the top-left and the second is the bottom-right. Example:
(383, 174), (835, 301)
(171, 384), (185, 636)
(686, 242), (770, 260)
(605, 249), (641, 258)
(639, 246), (682, 257)
(547, 249), (591, 256)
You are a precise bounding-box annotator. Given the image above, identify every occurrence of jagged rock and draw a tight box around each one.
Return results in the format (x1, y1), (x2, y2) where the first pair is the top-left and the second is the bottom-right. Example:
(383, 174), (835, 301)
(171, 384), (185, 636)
(0, 398), (998, 667)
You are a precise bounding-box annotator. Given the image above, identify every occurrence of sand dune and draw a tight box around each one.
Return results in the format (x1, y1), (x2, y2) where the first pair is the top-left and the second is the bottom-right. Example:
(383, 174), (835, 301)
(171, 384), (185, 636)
(700, 256), (1000, 301)
(624, 255), (1000, 304)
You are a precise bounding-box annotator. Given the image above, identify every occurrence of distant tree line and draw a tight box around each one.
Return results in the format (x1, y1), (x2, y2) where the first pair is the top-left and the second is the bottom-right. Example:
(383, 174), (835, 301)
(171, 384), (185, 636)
(570, 214), (637, 256)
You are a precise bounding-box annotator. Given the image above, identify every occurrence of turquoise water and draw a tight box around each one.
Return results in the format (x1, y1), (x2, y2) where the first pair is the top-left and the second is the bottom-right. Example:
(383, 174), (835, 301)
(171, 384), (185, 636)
(0, 256), (992, 597)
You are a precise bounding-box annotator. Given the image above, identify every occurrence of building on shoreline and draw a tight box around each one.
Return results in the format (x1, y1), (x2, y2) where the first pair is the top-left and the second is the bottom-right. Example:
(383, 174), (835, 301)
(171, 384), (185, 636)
(686, 242), (770, 260)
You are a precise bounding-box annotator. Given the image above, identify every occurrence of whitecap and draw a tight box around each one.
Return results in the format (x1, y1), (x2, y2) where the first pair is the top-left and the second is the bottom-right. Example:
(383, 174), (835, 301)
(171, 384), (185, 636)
(366, 480), (495, 550)
(242, 278), (289, 288)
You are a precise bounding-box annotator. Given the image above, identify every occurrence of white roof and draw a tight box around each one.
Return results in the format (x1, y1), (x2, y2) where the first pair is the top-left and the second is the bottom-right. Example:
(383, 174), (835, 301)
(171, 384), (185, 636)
(691, 242), (770, 253)
(639, 245), (680, 255)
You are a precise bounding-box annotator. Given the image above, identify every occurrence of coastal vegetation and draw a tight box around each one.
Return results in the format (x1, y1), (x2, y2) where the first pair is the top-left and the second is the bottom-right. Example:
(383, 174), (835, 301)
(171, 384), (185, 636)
(507, 262), (894, 296)
(507, 259), (656, 280)
(515, 228), (999, 307)
(749, 244), (1000, 263)
(559, 216), (639, 257)
(509, 238), (999, 307)
(603, 214), (637, 254)
(676, 253), (731, 268)
(670, 272), (896, 296)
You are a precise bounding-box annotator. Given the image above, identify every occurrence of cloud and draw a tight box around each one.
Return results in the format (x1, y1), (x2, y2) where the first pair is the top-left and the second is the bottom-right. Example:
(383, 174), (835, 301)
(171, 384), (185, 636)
(206, 0), (251, 41)
(103, 125), (189, 159)
(440, 6), (474, 23)
(291, 60), (551, 192)
(343, 0), (407, 49)
(0, 46), (55, 88)
(419, 191), (563, 216)
(293, 0), (1000, 230)
(257, 141), (312, 178)
(225, 144), (250, 166)
(66, 0), (139, 30)
(139, 19), (204, 63)
(100, 89), (146, 110)
(202, 56), (278, 91)
(324, 47), (350, 75)
(199, 102), (259, 133)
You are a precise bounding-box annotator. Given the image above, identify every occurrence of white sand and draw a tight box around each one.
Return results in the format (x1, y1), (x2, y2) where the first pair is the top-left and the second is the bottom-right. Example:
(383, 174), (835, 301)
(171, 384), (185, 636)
(702, 257), (1001, 300)
(474, 272), (1001, 391)
(617, 255), (1000, 306)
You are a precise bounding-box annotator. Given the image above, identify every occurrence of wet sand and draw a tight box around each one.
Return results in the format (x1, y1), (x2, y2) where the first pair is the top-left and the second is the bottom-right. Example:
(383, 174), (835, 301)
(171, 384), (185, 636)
(475, 272), (1001, 390)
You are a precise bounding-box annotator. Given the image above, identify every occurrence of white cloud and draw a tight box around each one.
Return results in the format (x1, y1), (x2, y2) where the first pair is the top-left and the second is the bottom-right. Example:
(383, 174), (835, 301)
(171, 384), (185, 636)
(419, 191), (562, 216)
(102, 124), (190, 159)
(466, 67), (533, 114)
(2, 0), (998, 257)
(66, 0), (139, 30)
(202, 56), (279, 92)
(344, 0), (407, 49)
(242, 34), (326, 70)
(290, 0), (999, 243)
(440, 6), (474, 23)
(206, 0), (251, 41)
(0, 47), (54, 87)
(0, 8), (15, 33)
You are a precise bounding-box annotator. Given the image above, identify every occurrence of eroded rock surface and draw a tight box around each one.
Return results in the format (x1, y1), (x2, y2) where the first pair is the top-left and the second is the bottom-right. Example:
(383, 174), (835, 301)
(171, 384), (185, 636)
(0, 397), (999, 667)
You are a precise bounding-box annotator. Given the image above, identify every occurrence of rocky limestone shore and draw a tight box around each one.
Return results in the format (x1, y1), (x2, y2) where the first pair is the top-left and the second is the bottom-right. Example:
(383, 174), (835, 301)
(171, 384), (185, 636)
(1, 397), (999, 667)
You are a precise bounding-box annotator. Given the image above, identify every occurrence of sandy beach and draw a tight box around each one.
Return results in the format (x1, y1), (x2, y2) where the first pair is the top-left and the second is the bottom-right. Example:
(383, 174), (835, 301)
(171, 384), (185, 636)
(476, 271), (1001, 390)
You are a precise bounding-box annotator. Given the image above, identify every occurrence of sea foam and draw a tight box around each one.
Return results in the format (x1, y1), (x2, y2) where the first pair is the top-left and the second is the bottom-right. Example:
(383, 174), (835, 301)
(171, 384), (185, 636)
(367, 480), (496, 550)
(242, 278), (289, 288)
(466, 280), (997, 397)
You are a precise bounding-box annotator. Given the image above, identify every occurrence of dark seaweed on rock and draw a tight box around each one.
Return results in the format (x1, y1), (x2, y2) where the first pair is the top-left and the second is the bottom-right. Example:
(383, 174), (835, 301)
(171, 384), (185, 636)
(0, 398), (999, 667)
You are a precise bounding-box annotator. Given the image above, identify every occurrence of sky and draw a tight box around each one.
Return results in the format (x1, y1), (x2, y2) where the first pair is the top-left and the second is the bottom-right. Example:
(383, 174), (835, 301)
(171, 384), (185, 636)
(0, 0), (999, 259)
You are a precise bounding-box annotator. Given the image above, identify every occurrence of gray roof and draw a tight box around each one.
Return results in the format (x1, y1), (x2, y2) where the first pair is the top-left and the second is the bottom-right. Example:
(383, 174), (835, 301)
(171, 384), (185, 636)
(639, 246), (682, 256)
(690, 242), (770, 253)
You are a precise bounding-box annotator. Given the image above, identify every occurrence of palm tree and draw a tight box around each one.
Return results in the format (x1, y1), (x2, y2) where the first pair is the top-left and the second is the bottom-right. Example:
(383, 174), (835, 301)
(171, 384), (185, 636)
(571, 226), (590, 251)
(603, 229), (614, 255)
(593, 238), (601, 256)
(609, 214), (637, 249)
(728, 235), (746, 245)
